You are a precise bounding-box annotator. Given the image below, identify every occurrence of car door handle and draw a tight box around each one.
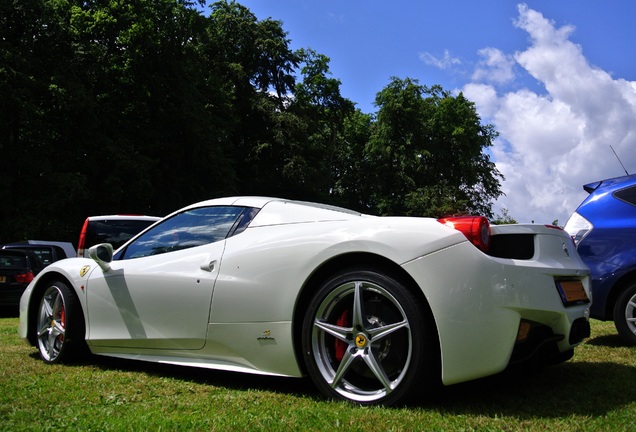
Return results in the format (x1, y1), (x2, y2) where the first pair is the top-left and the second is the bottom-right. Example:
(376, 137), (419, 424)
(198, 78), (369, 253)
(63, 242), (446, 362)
(200, 260), (216, 272)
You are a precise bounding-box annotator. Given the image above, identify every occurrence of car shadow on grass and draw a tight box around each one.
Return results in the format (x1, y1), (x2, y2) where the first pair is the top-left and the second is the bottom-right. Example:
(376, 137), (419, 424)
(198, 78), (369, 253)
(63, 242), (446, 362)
(424, 360), (636, 416)
(85, 354), (320, 400)
(74, 347), (636, 417)
(585, 332), (631, 348)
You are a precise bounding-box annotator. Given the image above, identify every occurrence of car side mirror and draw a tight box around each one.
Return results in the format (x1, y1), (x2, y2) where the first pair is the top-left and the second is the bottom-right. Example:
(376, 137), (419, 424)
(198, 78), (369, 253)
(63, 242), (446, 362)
(88, 243), (113, 272)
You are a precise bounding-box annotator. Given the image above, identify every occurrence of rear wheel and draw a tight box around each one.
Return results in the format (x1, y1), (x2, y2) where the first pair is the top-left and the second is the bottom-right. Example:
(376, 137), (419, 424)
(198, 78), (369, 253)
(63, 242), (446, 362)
(302, 268), (436, 405)
(36, 280), (87, 363)
(614, 282), (636, 345)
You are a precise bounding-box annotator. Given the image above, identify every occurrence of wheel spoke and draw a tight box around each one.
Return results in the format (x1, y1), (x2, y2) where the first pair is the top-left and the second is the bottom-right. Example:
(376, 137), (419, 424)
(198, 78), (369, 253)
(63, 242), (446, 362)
(350, 282), (366, 330)
(47, 330), (59, 353)
(368, 319), (408, 342)
(627, 316), (636, 335)
(52, 293), (63, 318)
(330, 348), (356, 388)
(362, 348), (393, 393)
(37, 323), (50, 338)
(315, 320), (351, 342)
(42, 297), (53, 320)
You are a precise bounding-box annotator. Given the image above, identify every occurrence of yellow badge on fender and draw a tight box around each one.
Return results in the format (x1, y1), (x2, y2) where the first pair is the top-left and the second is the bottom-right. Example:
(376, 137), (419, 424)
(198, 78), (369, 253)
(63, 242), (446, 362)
(80, 265), (91, 277)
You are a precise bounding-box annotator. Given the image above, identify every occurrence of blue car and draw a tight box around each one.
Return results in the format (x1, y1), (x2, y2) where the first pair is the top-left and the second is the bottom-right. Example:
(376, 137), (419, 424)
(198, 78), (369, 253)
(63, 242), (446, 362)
(564, 174), (636, 344)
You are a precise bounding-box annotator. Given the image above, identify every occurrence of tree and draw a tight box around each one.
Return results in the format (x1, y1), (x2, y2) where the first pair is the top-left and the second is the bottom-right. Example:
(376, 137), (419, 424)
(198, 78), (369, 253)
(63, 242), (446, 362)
(492, 208), (518, 225)
(365, 77), (503, 218)
(0, 1), (506, 245)
(0, 0), (236, 243)
(286, 48), (355, 201)
(0, 0), (92, 241)
(207, 1), (300, 197)
(332, 109), (374, 211)
(67, 0), (236, 214)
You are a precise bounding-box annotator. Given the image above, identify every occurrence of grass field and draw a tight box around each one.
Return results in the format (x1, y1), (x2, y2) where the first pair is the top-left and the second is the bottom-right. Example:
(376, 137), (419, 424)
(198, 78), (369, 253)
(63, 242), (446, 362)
(1, 312), (635, 431)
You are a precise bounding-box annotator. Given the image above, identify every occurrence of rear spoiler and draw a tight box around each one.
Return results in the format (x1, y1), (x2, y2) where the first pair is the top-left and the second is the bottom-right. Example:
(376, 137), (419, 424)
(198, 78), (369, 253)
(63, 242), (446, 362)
(583, 173), (636, 194)
(583, 181), (602, 194)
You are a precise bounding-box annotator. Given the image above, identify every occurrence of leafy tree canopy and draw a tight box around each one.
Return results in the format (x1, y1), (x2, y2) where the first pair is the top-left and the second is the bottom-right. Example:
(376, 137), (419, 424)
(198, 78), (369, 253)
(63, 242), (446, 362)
(365, 77), (503, 217)
(0, 0), (503, 245)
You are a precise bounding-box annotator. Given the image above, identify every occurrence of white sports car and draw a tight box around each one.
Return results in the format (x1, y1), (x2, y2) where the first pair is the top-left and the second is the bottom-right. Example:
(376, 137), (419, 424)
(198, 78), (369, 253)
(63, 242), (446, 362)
(19, 197), (591, 405)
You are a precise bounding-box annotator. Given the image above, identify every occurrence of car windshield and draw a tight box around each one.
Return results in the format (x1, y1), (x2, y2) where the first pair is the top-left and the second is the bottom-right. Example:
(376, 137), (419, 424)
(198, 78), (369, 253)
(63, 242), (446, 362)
(119, 206), (247, 259)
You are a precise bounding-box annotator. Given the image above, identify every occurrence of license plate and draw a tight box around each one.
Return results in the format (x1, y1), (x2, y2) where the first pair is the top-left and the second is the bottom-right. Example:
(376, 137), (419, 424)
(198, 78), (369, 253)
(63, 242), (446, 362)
(556, 280), (589, 305)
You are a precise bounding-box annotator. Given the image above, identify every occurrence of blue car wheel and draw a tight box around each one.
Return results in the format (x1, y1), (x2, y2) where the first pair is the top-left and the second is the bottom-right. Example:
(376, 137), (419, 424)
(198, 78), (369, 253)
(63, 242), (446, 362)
(613, 282), (636, 345)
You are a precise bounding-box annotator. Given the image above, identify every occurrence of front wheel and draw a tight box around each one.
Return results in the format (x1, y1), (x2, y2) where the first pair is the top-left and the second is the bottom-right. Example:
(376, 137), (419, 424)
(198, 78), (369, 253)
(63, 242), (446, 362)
(302, 268), (437, 405)
(36, 280), (87, 364)
(614, 282), (636, 345)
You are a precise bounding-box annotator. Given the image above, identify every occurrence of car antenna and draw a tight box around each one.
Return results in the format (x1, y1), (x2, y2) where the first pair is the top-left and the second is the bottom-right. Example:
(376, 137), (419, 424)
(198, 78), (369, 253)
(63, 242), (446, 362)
(610, 145), (630, 175)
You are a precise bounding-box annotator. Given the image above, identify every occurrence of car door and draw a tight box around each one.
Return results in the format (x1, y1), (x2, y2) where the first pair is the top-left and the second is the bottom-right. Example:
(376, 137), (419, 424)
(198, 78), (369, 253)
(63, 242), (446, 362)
(84, 205), (249, 350)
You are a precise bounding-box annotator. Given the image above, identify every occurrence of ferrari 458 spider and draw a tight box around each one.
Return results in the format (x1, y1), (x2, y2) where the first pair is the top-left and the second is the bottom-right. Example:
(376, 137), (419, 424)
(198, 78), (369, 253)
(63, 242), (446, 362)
(19, 197), (591, 405)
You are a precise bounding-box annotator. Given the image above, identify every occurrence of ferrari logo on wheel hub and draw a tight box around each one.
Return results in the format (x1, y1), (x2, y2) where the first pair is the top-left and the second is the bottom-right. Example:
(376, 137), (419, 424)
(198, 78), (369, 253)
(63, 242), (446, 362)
(355, 334), (367, 348)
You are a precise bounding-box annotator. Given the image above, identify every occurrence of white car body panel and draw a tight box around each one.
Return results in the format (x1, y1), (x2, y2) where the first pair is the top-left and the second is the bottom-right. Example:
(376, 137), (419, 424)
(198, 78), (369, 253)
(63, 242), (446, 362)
(19, 197), (591, 386)
(211, 217), (466, 324)
(404, 239), (588, 384)
(84, 242), (224, 350)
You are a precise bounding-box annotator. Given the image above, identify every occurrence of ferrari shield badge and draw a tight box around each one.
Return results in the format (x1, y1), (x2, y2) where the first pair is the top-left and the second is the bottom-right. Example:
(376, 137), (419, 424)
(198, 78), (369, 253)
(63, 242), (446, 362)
(80, 265), (91, 277)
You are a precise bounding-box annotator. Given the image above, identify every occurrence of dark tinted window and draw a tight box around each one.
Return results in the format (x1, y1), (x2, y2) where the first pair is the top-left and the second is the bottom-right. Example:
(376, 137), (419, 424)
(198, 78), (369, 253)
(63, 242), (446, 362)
(120, 206), (248, 259)
(28, 247), (54, 266)
(87, 219), (157, 250)
(0, 252), (28, 269)
(2, 245), (64, 266)
(614, 185), (636, 206)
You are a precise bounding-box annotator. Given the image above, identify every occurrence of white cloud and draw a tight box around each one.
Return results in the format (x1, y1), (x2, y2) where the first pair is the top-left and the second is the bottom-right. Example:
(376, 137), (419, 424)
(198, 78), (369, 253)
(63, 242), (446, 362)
(471, 48), (516, 84)
(419, 49), (461, 70)
(463, 3), (636, 224)
(461, 83), (500, 119)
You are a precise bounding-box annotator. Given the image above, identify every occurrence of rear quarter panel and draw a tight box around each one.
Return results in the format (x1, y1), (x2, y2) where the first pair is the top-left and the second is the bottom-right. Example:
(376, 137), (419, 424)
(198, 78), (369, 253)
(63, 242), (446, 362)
(209, 217), (465, 324)
(402, 225), (589, 385)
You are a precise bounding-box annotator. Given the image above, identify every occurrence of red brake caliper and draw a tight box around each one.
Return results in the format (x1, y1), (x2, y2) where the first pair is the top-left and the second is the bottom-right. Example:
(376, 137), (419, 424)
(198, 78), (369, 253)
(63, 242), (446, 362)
(334, 309), (349, 361)
(59, 306), (66, 341)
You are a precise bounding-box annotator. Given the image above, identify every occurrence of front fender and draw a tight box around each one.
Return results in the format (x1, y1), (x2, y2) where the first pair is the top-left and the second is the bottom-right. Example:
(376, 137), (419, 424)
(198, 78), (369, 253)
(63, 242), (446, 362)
(18, 258), (98, 342)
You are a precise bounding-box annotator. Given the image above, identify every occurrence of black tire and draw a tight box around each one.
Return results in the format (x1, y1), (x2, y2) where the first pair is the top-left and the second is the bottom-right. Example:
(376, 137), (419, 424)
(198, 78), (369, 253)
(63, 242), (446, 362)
(613, 282), (636, 345)
(301, 268), (436, 405)
(36, 280), (87, 364)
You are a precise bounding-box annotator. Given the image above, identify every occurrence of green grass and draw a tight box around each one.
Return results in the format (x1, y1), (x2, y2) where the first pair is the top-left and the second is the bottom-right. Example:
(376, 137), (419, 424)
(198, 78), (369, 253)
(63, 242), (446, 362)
(1, 313), (635, 431)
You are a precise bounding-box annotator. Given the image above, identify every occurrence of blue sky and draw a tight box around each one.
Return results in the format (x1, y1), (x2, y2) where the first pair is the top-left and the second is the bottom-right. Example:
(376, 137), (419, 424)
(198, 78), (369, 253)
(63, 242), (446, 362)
(212, 1), (636, 224)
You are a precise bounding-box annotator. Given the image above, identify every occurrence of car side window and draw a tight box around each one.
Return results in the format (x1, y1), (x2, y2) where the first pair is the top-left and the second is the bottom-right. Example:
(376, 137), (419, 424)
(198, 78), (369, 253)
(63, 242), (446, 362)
(614, 185), (636, 207)
(119, 206), (248, 259)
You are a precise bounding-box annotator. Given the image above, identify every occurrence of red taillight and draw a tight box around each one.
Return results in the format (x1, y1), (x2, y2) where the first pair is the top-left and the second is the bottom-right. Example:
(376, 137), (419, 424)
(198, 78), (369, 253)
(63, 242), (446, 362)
(544, 224), (563, 230)
(78, 218), (89, 257)
(438, 216), (491, 253)
(14, 271), (35, 284)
